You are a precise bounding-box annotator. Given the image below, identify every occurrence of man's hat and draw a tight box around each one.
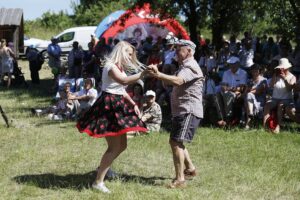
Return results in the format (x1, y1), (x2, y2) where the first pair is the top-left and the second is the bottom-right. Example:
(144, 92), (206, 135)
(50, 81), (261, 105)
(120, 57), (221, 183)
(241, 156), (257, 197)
(175, 39), (196, 51)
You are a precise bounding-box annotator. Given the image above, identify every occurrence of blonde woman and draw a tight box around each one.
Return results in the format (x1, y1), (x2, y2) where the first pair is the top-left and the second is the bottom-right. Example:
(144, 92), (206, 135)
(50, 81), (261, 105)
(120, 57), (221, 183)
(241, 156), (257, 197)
(77, 41), (150, 193)
(0, 39), (15, 88)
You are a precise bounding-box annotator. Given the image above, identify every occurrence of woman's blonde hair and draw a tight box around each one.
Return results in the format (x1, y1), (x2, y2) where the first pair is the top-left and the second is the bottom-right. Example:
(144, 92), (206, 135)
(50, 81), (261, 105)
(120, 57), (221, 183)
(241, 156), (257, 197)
(105, 41), (144, 71)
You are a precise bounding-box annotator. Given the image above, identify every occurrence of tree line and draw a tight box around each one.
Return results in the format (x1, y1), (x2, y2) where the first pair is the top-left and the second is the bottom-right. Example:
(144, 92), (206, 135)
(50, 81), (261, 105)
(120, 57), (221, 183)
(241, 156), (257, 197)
(25, 0), (300, 47)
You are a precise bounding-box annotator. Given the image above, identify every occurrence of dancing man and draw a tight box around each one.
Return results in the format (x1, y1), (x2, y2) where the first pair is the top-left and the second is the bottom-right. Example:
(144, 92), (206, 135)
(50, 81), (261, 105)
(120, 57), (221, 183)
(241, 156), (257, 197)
(147, 39), (204, 188)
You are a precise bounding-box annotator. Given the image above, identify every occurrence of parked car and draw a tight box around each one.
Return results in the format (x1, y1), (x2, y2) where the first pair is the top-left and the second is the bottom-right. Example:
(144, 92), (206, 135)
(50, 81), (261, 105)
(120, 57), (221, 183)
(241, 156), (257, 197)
(22, 36), (50, 56)
(53, 26), (97, 53)
(23, 26), (97, 56)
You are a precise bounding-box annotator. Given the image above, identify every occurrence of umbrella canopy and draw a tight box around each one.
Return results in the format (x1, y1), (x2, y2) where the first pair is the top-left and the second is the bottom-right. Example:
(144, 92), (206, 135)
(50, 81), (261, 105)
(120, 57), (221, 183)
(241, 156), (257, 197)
(100, 3), (189, 43)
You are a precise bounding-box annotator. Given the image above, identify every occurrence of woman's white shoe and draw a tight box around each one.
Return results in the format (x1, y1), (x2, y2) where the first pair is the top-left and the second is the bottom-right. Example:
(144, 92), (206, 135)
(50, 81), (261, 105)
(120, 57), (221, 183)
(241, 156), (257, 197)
(92, 182), (111, 193)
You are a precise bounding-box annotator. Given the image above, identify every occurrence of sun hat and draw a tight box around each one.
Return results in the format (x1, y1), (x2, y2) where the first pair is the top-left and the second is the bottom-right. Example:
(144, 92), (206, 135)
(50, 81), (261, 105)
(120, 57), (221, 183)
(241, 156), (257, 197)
(226, 56), (240, 64)
(275, 58), (292, 69)
(145, 90), (156, 97)
(175, 39), (196, 51)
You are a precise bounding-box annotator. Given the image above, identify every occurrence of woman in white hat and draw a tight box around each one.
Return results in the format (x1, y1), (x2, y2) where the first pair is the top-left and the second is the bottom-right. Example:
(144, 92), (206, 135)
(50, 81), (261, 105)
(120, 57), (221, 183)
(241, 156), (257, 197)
(263, 58), (296, 133)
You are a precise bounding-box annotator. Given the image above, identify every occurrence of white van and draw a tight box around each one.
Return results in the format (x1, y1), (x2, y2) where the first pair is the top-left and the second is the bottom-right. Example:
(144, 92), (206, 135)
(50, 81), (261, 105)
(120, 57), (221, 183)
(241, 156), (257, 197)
(54, 26), (97, 53)
(24, 26), (97, 55)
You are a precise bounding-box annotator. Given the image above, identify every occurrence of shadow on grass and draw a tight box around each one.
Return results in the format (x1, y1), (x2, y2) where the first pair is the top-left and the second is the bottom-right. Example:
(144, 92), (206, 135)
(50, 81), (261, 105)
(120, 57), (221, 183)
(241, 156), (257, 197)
(13, 171), (169, 190)
(0, 78), (54, 99)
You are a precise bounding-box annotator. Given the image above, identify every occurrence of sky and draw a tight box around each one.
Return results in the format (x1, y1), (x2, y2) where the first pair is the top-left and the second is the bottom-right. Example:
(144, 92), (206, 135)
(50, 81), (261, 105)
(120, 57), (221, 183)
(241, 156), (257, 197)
(0, 0), (76, 20)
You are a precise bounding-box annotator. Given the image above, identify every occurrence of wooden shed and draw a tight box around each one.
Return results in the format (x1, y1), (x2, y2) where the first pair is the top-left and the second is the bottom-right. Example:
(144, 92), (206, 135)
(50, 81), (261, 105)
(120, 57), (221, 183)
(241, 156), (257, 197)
(0, 8), (24, 57)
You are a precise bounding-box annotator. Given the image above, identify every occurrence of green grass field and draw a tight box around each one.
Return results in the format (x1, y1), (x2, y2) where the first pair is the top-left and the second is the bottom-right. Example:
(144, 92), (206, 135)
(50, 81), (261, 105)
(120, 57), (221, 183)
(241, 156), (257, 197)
(0, 61), (300, 200)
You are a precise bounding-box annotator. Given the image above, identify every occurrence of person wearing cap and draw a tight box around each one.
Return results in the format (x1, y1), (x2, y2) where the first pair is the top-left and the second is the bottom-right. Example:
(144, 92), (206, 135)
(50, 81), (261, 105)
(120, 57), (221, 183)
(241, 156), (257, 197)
(222, 56), (248, 88)
(147, 39), (204, 188)
(47, 37), (61, 79)
(213, 56), (248, 126)
(140, 90), (162, 132)
(244, 64), (268, 129)
(263, 58), (296, 133)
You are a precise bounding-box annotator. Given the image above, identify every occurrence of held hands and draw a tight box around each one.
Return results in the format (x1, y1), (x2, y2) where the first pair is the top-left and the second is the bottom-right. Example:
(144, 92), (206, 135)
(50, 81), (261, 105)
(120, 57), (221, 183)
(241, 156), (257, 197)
(144, 64), (159, 77)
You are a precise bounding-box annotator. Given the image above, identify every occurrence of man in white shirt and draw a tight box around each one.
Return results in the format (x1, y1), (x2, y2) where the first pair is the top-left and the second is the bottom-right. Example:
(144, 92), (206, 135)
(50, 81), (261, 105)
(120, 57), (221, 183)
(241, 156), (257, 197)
(213, 56), (248, 126)
(68, 78), (98, 115)
(222, 56), (248, 88)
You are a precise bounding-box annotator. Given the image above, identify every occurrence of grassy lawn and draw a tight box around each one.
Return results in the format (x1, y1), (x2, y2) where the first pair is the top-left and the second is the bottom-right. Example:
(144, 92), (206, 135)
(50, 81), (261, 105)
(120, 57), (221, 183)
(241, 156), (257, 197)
(0, 61), (300, 200)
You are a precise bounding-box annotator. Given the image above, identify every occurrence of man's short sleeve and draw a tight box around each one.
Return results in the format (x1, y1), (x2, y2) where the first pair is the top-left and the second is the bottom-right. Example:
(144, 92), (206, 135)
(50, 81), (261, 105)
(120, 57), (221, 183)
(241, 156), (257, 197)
(177, 67), (201, 83)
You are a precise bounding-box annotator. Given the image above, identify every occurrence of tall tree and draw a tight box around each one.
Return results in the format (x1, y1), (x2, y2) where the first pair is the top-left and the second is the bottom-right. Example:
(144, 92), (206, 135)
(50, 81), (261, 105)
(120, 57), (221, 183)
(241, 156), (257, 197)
(209, 0), (244, 50)
(268, 0), (300, 44)
(72, 0), (132, 25)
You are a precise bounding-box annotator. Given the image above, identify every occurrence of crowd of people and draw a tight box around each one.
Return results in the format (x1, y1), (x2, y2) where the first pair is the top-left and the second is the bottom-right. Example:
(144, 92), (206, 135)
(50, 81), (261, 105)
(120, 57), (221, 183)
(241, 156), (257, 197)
(38, 31), (300, 133)
(197, 32), (300, 133)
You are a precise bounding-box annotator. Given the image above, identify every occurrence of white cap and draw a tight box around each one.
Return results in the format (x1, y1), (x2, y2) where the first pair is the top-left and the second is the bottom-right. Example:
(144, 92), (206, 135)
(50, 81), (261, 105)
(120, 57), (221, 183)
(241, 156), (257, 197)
(227, 56), (240, 64)
(275, 58), (292, 69)
(145, 90), (156, 97)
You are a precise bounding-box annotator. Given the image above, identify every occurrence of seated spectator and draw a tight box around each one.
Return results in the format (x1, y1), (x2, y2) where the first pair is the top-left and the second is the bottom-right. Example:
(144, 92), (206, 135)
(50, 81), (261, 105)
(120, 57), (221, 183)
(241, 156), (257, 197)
(32, 82), (73, 120)
(140, 90), (162, 132)
(55, 72), (76, 100)
(75, 70), (95, 91)
(244, 64), (268, 129)
(263, 58), (296, 133)
(68, 78), (98, 116)
(213, 56), (248, 127)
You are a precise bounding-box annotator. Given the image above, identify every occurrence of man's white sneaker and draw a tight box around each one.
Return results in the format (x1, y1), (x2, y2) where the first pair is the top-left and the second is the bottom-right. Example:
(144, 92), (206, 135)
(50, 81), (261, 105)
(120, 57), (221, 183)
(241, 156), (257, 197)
(92, 182), (111, 193)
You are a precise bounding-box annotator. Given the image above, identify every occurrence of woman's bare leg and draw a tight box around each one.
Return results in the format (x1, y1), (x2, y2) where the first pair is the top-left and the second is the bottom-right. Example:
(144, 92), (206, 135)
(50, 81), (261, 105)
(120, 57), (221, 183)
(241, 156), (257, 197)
(95, 134), (127, 184)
